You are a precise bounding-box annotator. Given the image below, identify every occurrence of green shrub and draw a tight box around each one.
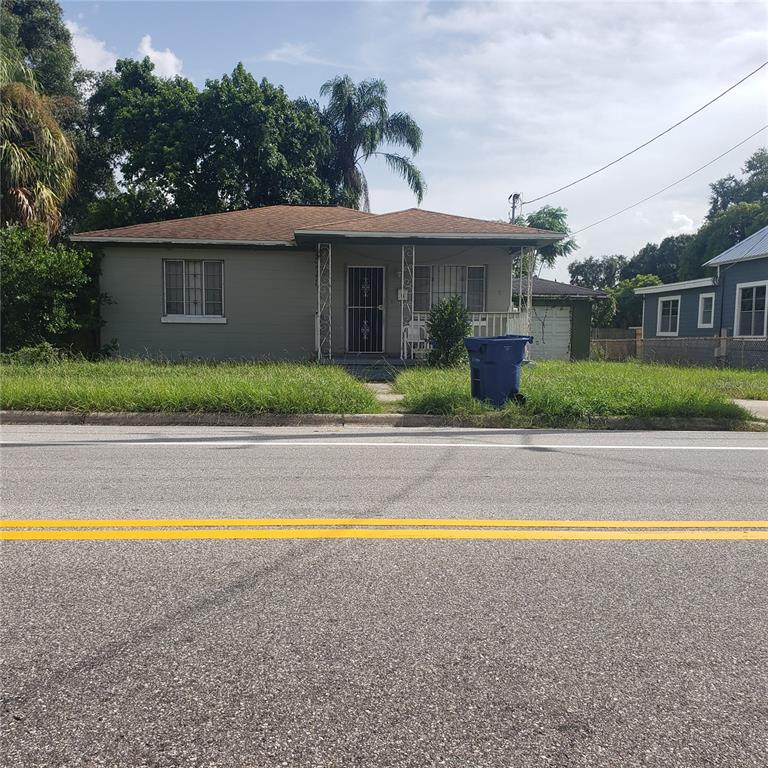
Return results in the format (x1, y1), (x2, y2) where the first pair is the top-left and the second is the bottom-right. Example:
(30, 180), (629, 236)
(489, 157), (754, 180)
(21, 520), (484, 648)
(0, 224), (92, 351)
(3, 341), (64, 365)
(426, 296), (471, 367)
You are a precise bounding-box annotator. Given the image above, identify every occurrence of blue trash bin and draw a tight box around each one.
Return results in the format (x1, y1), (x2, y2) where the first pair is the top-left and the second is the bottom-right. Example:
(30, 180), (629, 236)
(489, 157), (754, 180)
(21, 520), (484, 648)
(464, 335), (533, 407)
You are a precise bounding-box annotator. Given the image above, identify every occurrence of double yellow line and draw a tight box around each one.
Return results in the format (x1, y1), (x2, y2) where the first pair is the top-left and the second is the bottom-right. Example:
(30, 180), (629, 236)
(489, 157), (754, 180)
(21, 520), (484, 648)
(2, 517), (768, 541)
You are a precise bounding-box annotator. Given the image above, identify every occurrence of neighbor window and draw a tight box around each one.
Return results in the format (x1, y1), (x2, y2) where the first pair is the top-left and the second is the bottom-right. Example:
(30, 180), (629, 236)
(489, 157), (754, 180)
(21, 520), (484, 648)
(657, 296), (680, 336)
(697, 292), (715, 329)
(412, 265), (486, 312)
(735, 283), (767, 337)
(163, 260), (224, 317)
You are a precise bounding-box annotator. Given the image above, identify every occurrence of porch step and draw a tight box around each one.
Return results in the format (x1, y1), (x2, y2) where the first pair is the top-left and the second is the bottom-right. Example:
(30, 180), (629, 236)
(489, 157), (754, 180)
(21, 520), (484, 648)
(326, 356), (419, 381)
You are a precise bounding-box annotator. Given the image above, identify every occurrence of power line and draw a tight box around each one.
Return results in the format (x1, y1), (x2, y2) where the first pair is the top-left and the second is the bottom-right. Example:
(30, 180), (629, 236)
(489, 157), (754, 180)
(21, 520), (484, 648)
(521, 60), (768, 206)
(572, 125), (768, 235)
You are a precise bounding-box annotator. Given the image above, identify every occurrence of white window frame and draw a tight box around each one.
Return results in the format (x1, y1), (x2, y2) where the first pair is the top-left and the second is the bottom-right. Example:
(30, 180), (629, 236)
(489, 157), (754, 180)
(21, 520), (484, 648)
(161, 259), (227, 324)
(697, 292), (715, 329)
(412, 264), (487, 312)
(656, 295), (680, 337)
(733, 280), (768, 338)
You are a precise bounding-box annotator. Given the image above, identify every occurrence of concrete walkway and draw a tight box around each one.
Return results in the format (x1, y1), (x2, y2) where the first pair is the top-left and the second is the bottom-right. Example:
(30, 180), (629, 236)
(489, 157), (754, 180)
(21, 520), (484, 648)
(366, 382), (404, 404)
(734, 399), (768, 420)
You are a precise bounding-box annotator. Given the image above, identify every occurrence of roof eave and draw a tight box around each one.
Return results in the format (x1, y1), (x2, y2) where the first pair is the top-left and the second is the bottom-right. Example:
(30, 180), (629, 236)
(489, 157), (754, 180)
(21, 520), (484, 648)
(703, 251), (768, 267)
(294, 229), (563, 246)
(533, 293), (605, 300)
(634, 277), (715, 295)
(69, 236), (297, 248)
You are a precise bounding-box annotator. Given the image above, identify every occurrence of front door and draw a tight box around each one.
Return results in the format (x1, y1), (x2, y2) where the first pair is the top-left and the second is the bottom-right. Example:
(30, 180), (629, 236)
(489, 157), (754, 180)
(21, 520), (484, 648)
(347, 266), (385, 353)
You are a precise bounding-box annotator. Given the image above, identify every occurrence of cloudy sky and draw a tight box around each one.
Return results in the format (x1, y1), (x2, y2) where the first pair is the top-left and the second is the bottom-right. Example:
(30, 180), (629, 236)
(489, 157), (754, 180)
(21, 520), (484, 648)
(62, 0), (767, 280)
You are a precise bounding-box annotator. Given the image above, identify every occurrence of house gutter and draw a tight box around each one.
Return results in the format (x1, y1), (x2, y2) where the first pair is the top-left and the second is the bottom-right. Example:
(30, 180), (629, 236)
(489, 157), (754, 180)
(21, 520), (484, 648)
(68, 236), (297, 248)
(634, 277), (715, 295)
(294, 230), (563, 247)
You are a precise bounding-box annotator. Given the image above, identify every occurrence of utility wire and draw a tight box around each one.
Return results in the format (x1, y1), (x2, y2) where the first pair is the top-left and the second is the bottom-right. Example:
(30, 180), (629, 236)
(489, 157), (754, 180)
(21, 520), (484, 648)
(521, 60), (768, 206)
(572, 124), (768, 235)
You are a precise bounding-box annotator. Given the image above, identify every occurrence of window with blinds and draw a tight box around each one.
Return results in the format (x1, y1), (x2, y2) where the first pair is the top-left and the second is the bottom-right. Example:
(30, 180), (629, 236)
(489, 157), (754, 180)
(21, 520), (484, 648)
(413, 265), (486, 312)
(163, 260), (224, 316)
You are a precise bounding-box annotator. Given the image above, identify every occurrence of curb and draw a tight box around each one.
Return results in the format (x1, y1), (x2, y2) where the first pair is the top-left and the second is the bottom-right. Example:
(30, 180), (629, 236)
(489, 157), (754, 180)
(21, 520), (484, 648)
(2, 410), (765, 431)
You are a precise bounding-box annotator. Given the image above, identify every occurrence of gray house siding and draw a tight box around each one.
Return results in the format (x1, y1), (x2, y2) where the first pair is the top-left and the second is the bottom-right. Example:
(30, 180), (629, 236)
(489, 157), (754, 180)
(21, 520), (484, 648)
(641, 257), (767, 339)
(100, 246), (316, 360)
(329, 243), (515, 356)
(714, 258), (768, 337)
(99, 242), (593, 361)
(642, 285), (717, 338)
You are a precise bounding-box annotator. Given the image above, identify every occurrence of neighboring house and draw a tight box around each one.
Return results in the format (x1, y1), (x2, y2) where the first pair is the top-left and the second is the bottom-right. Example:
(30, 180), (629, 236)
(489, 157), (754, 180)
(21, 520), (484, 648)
(634, 225), (768, 366)
(71, 205), (601, 363)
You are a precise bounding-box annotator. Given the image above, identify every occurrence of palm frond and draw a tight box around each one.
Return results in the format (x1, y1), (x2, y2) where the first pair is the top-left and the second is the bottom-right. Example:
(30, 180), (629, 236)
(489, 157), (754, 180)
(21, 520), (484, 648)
(0, 52), (76, 234)
(384, 112), (422, 154)
(355, 79), (388, 126)
(359, 167), (370, 213)
(378, 153), (426, 204)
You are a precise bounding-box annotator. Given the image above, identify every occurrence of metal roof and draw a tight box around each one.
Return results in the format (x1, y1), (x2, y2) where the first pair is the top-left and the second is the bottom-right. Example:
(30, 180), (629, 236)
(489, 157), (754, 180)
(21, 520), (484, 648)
(703, 224), (768, 266)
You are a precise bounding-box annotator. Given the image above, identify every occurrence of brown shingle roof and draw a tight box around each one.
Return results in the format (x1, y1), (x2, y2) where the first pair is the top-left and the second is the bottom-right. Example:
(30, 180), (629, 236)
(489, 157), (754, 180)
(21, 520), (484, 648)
(296, 208), (556, 236)
(72, 205), (373, 243)
(71, 204), (561, 243)
(511, 277), (607, 298)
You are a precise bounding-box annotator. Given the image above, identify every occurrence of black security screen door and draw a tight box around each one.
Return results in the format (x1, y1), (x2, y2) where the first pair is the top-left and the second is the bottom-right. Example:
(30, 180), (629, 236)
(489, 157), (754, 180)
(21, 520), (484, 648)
(347, 267), (384, 353)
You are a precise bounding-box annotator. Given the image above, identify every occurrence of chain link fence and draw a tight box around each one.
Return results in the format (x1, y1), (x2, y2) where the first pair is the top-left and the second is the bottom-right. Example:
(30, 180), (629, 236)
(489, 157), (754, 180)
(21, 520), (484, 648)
(591, 332), (768, 369)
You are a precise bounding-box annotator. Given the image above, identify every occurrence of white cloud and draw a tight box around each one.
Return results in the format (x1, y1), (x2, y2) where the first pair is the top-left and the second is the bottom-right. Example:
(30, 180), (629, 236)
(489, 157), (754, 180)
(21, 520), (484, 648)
(358, 0), (767, 279)
(666, 211), (697, 236)
(65, 20), (117, 71)
(632, 210), (652, 228)
(259, 42), (332, 66)
(137, 34), (184, 78)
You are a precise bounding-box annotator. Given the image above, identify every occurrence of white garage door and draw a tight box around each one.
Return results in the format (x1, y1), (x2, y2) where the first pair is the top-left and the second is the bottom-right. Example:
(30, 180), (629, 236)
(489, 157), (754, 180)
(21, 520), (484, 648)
(528, 306), (571, 360)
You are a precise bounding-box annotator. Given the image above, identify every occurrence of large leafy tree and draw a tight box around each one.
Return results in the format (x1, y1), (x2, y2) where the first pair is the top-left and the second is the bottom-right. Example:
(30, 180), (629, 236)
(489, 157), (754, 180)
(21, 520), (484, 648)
(197, 65), (331, 211)
(610, 274), (662, 328)
(678, 201), (768, 280)
(620, 234), (693, 284)
(0, 0), (76, 97)
(320, 75), (425, 210)
(568, 254), (627, 289)
(82, 60), (334, 228)
(0, 52), (76, 235)
(708, 148), (768, 218)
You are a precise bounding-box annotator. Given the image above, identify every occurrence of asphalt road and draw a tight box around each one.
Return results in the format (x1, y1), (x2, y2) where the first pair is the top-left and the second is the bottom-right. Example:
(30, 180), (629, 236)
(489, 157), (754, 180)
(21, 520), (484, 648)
(2, 425), (767, 767)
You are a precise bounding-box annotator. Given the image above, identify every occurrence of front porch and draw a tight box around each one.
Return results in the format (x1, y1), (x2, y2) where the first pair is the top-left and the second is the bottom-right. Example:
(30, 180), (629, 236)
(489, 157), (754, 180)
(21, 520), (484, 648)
(314, 241), (530, 362)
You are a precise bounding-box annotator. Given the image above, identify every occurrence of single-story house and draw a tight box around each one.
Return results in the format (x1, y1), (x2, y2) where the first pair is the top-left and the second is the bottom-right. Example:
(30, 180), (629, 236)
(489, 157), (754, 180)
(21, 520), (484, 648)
(71, 205), (603, 363)
(634, 224), (767, 366)
(636, 225), (767, 339)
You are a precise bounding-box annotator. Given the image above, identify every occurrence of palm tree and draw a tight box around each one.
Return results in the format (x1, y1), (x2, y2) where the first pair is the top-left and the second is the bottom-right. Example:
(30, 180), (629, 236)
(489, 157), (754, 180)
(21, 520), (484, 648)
(514, 205), (577, 269)
(0, 52), (76, 236)
(320, 75), (425, 211)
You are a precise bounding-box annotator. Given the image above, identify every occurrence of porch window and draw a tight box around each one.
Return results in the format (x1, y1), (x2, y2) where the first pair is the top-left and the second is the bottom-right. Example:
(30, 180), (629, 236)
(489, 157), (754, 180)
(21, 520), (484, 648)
(412, 265), (486, 312)
(657, 296), (680, 336)
(163, 260), (224, 319)
(735, 283), (767, 337)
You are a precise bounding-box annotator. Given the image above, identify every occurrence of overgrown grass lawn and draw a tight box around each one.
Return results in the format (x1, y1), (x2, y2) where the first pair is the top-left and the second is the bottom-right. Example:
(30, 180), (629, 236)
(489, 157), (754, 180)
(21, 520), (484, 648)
(1, 360), (380, 414)
(394, 361), (768, 425)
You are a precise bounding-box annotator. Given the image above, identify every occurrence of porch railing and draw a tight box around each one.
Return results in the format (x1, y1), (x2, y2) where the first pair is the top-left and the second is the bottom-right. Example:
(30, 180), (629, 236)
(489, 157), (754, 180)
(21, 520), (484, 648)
(406, 311), (529, 358)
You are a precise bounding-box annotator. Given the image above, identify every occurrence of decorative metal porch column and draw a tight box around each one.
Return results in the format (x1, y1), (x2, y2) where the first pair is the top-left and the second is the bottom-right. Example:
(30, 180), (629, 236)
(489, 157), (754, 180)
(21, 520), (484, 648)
(316, 243), (332, 361)
(400, 244), (415, 359)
